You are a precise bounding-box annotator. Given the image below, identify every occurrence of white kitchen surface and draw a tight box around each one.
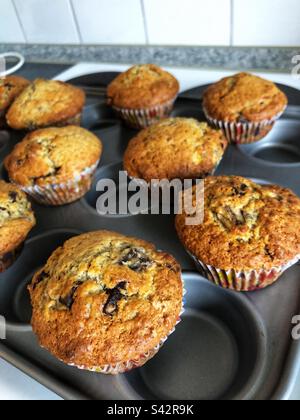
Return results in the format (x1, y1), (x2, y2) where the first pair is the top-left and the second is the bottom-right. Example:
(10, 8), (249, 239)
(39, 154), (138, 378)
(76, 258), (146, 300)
(0, 63), (300, 400)
(53, 62), (300, 91)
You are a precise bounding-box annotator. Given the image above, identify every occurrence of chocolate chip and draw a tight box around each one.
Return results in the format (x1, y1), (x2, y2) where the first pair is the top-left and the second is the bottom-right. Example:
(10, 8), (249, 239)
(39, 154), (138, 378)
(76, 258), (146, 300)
(119, 248), (153, 272)
(265, 246), (274, 260)
(33, 271), (49, 290)
(4, 82), (14, 90)
(59, 285), (79, 310)
(233, 184), (248, 197)
(103, 282), (127, 316)
(9, 191), (18, 203)
(59, 280), (84, 310)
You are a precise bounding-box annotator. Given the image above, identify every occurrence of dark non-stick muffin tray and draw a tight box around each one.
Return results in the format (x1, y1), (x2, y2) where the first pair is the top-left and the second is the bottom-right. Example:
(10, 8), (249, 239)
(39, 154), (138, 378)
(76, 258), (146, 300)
(0, 73), (300, 400)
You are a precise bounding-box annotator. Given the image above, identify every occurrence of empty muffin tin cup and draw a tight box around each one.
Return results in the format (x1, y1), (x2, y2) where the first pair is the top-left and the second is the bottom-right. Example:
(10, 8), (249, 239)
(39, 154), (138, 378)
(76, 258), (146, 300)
(18, 162), (99, 206)
(0, 229), (80, 328)
(112, 96), (177, 130)
(204, 107), (286, 144)
(239, 119), (300, 165)
(125, 273), (266, 400)
(190, 252), (300, 292)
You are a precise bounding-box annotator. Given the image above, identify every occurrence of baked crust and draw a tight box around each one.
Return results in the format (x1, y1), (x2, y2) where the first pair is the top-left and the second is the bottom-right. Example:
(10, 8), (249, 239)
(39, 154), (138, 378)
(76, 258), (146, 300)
(6, 79), (85, 130)
(124, 118), (228, 182)
(203, 73), (288, 123)
(28, 230), (183, 369)
(0, 180), (35, 255)
(0, 76), (30, 126)
(107, 64), (179, 109)
(176, 176), (300, 271)
(4, 126), (102, 187)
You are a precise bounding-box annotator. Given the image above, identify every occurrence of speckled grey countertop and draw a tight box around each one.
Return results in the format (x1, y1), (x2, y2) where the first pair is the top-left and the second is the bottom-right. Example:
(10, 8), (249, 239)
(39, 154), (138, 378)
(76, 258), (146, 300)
(1, 44), (300, 72)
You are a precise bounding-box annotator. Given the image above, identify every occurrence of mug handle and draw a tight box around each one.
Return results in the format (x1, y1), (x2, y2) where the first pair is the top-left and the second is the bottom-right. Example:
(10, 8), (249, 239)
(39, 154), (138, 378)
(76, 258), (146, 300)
(0, 52), (25, 77)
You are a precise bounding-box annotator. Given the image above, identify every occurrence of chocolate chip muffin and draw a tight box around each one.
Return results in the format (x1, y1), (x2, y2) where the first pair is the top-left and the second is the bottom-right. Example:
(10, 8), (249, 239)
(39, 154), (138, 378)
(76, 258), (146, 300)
(0, 76), (30, 127)
(0, 180), (35, 272)
(124, 118), (227, 182)
(4, 126), (102, 206)
(203, 73), (288, 144)
(6, 79), (85, 130)
(176, 176), (300, 291)
(107, 64), (179, 129)
(28, 230), (183, 373)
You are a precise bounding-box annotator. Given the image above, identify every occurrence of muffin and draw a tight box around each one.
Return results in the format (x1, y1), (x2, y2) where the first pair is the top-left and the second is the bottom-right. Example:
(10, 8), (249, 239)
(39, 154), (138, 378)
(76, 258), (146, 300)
(28, 230), (183, 373)
(107, 64), (179, 129)
(0, 181), (35, 272)
(203, 73), (288, 144)
(124, 118), (228, 182)
(6, 79), (85, 130)
(4, 126), (102, 206)
(0, 76), (30, 127)
(176, 176), (300, 291)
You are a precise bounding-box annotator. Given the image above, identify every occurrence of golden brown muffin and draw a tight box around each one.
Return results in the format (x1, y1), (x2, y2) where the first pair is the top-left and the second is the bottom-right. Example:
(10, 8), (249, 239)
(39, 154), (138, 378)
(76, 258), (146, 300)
(203, 73), (288, 123)
(5, 126), (102, 187)
(107, 64), (179, 109)
(6, 79), (85, 130)
(4, 126), (102, 205)
(0, 76), (30, 126)
(28, 230), (183, 372)
(124, 118), (228, 182)
(176, 176), (300, 272)
(0, 180), (35, 272)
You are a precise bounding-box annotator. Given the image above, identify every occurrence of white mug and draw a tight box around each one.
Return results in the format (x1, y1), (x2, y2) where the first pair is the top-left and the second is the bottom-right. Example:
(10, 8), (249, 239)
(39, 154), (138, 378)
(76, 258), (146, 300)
(0, 52), (25, 77)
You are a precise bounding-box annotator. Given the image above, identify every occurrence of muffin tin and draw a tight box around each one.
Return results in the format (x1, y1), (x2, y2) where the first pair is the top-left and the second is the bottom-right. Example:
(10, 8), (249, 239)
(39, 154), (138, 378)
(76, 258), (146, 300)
(0, 73), (300, 400)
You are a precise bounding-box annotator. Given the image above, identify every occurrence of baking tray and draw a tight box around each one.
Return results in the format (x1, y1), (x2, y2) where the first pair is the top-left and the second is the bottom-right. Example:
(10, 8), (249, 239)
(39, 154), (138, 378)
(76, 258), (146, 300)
(0, 73), (300, 400)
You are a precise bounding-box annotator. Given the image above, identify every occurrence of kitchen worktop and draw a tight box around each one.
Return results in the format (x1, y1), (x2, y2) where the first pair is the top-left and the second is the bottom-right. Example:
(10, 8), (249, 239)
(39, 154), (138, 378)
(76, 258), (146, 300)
(1, 61), (300, 400)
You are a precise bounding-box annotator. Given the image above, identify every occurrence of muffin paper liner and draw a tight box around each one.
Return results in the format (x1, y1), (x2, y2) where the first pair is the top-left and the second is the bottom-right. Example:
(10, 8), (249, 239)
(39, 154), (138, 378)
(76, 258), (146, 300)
(0, 243), (24, 273)
(112, 96), (177, 130)
(188, 251), (300, 292)
(18, 162), (99, 206)
(65, 278), (186, 375)
(203, 107), (286, 145)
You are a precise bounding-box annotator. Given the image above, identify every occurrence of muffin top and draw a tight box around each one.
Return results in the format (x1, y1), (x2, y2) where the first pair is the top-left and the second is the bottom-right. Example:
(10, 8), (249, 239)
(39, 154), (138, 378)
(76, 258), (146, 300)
(0, 76), (30, 117)
(124, 118), (228, 182)
(176, 176), (300, 271)
(107, 64), (179, 109)
(203, 73), (288, 123)
(6, 79), (86, 130)
(4, 126), (102, 187)
(0, 181), (35, 255)
(28, 230), (183, 369)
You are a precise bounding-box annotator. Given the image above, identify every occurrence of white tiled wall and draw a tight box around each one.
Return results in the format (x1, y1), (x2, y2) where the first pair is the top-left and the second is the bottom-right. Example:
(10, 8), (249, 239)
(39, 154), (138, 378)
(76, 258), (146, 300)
(0, 0), (299, 46)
